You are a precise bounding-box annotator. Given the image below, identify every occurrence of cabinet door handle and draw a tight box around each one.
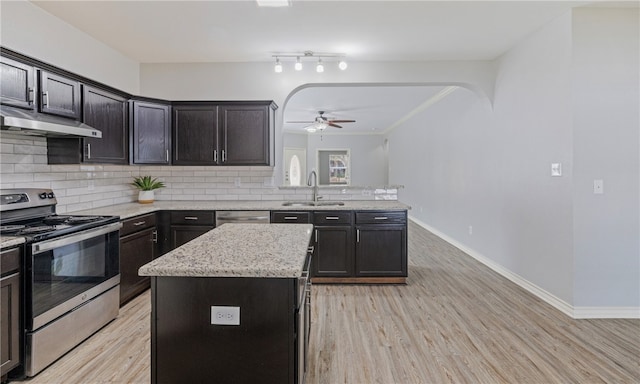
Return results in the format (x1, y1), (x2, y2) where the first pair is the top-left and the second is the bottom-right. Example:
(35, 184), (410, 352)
(43, 91), (49, 106)
(307, 246), (314, 254)
(86, 143), (91, 159)
(214, 149), (217, 162)
(166, 149), (169, 162)
(222, 150), (227, 162)
(184, 216), (199, 221)
(28, 88), (34, 104)
(133, 221), (146, 226)
(357, 229), (360, 242)
(284, 216), (298, 220)
(315, 229), (318, 243)
(374, 216), (388, 220)
(325, 216), (340, 220)
(152, 230), (158, 243)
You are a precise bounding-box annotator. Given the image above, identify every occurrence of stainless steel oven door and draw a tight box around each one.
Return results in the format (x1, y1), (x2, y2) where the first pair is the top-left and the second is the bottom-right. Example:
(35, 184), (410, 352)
(28, 222), (121, 330)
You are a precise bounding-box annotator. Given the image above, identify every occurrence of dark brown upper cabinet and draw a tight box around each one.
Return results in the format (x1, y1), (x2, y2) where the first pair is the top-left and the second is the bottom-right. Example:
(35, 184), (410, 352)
(48, 86), (129, 164)
(0, 56), (35, 110)
(172, 101), (276, 166)
(131, 100), (171, 164)
(38, 71), (81, 119)
(82, 86), (128, 164)
(172, 104), (219, 165)
(219, 103), (273, 166)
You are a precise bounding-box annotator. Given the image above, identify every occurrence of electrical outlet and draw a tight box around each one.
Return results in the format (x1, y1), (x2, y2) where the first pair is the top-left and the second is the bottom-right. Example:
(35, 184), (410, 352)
(551, 163), (562, 177)
(468, 226), (473, 235)
(593, 179), (604, 194)
(211, 306), (240, 325)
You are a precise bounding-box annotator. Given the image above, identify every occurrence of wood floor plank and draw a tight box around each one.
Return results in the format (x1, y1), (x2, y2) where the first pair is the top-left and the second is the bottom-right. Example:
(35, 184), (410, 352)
(20, 221), (640, 383)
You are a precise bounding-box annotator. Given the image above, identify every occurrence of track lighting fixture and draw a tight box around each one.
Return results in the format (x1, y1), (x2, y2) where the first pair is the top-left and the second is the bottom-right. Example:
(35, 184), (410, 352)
(271, 51), (347, 73)
(274, 57), (283, 73)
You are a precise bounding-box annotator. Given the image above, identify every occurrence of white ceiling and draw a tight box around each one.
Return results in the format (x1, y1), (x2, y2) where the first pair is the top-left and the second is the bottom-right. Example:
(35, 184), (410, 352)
(30, 0), (609, 134)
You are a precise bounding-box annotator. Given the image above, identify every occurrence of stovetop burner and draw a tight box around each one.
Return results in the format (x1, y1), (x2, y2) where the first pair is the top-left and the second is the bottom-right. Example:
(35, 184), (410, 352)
(42, 215), (103, 225)
(0, 188), (120, 242)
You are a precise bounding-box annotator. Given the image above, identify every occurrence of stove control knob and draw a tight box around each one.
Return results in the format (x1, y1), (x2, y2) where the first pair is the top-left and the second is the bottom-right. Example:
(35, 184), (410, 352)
(47, 192), (55, 199)
(39, 192), (48, 199)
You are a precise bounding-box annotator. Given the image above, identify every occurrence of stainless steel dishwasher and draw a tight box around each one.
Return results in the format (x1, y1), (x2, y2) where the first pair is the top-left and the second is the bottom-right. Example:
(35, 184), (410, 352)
(215, 211), (271, 226)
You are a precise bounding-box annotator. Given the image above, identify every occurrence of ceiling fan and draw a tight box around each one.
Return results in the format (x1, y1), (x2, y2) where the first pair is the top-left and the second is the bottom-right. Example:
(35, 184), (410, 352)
(287, 111), (356, 132)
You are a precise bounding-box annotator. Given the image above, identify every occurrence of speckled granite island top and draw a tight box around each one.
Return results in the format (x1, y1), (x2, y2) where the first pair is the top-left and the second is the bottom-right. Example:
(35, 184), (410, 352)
(139, 223), (313, 278)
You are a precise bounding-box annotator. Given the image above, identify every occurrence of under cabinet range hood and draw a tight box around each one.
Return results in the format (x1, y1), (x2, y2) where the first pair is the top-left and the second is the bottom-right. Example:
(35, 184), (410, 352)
(0, 106), (102, 138)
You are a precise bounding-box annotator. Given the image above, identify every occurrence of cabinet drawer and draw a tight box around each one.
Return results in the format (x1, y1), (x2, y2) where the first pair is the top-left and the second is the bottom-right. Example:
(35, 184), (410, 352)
(170, 211), (215, 226)
(356, 211), (407, 224)
(121, 213), (157, 236)
(0, 247), (20, 276)
(313, 211), (352, 225)
(271, 212), (311, 223)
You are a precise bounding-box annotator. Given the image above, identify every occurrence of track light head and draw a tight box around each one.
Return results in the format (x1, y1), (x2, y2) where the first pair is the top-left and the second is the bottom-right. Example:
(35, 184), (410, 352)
(274, 57), (283, 73)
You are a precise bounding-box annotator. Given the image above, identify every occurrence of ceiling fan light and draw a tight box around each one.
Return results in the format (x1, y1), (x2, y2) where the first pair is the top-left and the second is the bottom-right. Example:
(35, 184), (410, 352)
(294, 57), (302, 71)
(316, 59), (324, 73)
(338, 60), (348, 70)
(305, 126), (317, 133)
(274, 58), (283, 73)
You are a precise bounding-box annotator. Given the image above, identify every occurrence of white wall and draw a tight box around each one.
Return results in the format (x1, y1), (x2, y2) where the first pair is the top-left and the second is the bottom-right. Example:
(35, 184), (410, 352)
(0, 0), (140, 94)
(388, 8), (640, 313)
(571, 8), (640, 308)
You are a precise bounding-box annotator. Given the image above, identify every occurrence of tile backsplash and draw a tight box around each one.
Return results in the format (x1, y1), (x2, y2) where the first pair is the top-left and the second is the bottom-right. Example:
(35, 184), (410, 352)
(1, 133), (396, 213)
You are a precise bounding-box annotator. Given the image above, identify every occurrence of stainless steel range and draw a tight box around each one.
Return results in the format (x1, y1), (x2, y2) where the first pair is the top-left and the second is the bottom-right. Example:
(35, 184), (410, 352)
(0, 188), (121, 377)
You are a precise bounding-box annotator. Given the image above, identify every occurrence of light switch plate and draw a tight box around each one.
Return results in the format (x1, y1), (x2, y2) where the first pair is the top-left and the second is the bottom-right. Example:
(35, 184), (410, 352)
(211, 306), (240, 325)
(551, 163), (562, 177)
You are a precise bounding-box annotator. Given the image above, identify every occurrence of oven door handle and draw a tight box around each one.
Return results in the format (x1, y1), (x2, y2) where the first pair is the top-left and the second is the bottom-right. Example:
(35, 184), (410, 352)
(32, 222), (122, 254)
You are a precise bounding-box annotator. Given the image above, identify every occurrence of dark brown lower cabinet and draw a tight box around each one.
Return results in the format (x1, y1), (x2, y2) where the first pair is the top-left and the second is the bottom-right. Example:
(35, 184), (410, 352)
(313, 226), (353, 277)
(119, 228), (155, 305)
(119, 213), (157, 306)
(355, 225), (407, 276)
(169, 211), (215, 249)
(311, 211), (353, 278)
(1, 247), (22, 380)
(170, 226), (214, 249)
(354, 211), (408, 280)
(151, 276), (298, 384)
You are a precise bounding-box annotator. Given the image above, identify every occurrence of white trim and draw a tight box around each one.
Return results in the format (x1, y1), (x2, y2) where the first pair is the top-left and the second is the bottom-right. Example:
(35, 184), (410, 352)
(573, 307), (640, 319)
(409, 216), (640, 319)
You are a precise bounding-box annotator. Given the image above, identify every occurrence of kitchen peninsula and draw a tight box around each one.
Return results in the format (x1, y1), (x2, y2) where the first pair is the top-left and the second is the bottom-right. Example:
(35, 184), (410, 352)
(138, 223), (313, 384)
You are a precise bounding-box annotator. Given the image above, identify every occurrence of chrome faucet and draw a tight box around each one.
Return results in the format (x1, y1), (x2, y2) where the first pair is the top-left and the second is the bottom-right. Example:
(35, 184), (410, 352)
(307, 170), (320, 202)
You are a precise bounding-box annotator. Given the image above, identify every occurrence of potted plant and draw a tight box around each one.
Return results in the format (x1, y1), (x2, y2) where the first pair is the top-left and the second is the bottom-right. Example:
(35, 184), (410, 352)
(131, 176), (165, 204)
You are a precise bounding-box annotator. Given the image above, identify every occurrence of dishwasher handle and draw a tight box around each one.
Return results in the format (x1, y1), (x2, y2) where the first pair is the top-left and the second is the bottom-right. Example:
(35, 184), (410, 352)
(218, 216), (270, 222)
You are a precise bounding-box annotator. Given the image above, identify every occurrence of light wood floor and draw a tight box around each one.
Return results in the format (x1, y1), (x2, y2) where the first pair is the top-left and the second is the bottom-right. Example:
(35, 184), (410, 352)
(22, 222), (640, 384)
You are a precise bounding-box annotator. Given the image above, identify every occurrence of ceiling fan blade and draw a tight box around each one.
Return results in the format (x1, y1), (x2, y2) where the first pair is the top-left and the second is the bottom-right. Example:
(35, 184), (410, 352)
(328, 119), (356, 123)
(327, 123), (343, 128)
(286, 120), (315, 124)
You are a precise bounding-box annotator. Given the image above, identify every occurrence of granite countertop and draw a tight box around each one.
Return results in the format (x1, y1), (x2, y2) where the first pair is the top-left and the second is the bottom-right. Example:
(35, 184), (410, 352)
(0, 236), (26, 250)
(73, 200), (410, 220)
(139, 223), (313, 278)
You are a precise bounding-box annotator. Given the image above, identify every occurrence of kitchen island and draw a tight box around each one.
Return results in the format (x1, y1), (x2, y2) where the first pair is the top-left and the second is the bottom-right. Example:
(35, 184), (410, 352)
(139, 223), (313, 384)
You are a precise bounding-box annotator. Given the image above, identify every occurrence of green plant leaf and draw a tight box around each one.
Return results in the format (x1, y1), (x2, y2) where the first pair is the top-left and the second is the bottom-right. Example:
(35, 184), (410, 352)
(131, 176), (165, 191)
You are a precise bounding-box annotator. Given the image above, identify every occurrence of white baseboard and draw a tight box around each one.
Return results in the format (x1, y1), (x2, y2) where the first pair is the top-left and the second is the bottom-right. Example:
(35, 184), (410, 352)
(409, 216), (640, 319)
(573, 307), (640, 319)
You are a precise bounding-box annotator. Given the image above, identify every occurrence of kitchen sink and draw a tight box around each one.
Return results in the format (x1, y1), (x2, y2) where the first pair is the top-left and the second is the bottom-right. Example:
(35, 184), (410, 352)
(281, 201), (345, 207)
(282, 202), (315, 207)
